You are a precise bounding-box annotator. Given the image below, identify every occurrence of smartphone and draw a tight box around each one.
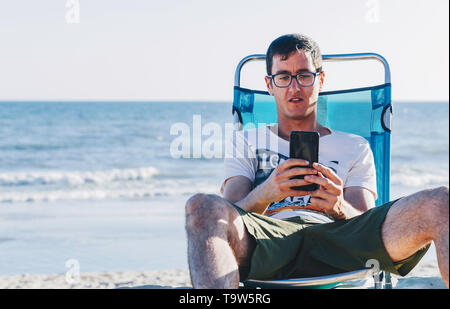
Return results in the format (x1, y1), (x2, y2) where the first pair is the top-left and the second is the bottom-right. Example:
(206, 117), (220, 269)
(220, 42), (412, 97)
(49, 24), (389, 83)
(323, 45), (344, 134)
(289, 131), (319, 191)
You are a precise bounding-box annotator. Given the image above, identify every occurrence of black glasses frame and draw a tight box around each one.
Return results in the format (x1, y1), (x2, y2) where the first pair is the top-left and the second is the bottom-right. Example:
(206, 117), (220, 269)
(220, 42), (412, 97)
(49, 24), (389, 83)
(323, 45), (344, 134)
(269, 71), (322, 88)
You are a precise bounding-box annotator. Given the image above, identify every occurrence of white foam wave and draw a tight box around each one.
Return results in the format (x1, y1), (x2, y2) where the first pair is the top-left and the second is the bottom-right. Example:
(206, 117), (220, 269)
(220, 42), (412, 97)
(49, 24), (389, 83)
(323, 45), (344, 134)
(0, 185), (220, 204)
(391, 170), (449, 187)
(0, 167), (160, 187)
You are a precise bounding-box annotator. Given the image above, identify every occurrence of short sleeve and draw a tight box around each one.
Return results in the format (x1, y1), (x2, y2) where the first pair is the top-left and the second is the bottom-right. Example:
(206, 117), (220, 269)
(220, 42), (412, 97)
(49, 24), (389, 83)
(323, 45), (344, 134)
(220, 131), (257, 193)
(344, 140), (378, 199)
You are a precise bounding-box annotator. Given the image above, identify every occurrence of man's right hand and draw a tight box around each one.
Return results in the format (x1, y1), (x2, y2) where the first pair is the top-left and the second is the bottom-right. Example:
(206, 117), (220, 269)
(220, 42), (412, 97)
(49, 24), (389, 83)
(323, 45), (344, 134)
(255, 158), (318, 206)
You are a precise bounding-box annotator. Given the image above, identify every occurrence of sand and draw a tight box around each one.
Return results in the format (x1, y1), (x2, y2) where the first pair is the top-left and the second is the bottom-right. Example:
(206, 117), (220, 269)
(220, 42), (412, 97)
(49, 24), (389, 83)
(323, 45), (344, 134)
(0, 269), (192, 289)
(0, 260), (446, 289)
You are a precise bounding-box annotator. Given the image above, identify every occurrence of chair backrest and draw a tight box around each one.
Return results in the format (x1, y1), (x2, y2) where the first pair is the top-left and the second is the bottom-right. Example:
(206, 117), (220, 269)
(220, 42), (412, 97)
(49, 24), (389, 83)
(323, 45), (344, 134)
(232, 53), (393, 206)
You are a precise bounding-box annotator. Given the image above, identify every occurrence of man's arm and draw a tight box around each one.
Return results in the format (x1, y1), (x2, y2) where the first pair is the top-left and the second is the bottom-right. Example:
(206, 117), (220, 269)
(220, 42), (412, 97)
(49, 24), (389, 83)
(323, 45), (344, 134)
(334, 186), (376, 220)
(222, 175), (271, 213)
(221, 175), (253, 204)
(344, 186), (376, 214)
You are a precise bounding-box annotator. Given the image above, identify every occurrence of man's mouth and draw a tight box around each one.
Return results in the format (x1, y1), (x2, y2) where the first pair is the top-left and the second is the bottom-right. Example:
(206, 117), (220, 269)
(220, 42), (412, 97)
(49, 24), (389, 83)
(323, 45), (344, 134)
(289, 98), (303, 103)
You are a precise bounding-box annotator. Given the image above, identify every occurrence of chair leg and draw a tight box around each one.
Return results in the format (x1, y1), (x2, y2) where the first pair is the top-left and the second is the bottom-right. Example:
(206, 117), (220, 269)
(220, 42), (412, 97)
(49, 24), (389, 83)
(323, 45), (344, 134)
(373, 271), (383, 289)
(383, 272), (393, 289)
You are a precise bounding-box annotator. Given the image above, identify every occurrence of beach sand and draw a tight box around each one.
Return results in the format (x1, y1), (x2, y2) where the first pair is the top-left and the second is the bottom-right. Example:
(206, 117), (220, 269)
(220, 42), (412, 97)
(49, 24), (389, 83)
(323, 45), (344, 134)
(0, 269), (192, 289)
(0, 259), (446, 289)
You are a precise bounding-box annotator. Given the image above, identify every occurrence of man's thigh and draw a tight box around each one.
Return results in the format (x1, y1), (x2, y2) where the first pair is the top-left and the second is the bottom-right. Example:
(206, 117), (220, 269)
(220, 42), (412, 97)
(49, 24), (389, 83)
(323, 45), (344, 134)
(285, 200), (429, 278)
(231, 206), (312, 280)
(381, 189), (438, 262)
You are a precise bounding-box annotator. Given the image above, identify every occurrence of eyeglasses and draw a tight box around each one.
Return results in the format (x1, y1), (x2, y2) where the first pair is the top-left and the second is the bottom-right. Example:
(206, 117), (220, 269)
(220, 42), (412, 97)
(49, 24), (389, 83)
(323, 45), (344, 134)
(269, 71), (322, 88)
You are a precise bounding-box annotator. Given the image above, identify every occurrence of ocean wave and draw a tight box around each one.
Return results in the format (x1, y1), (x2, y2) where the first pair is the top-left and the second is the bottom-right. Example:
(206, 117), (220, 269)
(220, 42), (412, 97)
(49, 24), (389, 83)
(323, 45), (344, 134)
(391, 170), (449, 187)
(0, 167), (160, 187)
(0, 183), (220, 203)
(0, 144), (68, 151)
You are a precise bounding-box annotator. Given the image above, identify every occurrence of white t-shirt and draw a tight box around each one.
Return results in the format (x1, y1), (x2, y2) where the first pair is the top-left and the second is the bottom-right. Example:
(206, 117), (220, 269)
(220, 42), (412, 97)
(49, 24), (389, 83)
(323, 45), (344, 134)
(221, 125), (377, 223)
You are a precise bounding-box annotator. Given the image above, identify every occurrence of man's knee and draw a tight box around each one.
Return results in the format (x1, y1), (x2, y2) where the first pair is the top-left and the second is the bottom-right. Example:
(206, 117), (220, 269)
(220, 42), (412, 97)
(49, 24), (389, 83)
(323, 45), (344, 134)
(430, 185), (449, 215)
(435, 185), (449, 203)
(418, 186), (449, 223)
(185, 193), (231, 231)
(185, 193), (209, 215)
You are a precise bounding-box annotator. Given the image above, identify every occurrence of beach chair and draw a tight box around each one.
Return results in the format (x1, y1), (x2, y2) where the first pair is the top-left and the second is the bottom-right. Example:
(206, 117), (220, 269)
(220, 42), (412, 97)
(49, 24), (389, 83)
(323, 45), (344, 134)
(232, 53), (393, 289)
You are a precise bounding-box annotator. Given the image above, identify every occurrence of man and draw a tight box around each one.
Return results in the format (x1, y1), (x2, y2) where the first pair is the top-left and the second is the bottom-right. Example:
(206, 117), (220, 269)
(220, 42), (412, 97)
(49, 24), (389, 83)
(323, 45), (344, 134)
(185, 34), (449, 289)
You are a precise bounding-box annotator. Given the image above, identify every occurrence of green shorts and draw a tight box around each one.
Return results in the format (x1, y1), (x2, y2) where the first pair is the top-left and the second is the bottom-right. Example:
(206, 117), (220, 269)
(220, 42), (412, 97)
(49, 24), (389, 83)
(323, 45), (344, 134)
(234, 200), (430, 280)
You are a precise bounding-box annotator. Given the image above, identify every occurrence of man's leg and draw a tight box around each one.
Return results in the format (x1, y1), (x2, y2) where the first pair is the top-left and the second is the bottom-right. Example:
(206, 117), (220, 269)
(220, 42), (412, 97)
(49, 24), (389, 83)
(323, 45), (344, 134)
(381, 186), (449, 287)
(185, 193), (256, 289)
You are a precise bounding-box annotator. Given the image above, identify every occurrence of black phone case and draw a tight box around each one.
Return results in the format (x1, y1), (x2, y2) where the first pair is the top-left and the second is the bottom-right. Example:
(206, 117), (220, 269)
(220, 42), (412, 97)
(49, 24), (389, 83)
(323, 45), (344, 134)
(289, 131), (319, 191)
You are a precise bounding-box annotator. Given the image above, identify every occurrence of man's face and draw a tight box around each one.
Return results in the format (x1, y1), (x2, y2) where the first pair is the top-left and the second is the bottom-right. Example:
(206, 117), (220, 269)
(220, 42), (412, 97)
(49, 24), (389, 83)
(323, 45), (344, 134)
(265, 51), (324, 121)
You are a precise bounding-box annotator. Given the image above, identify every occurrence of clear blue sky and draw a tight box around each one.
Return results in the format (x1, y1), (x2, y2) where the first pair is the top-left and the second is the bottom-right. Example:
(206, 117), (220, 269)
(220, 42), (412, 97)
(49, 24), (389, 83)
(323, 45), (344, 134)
(0, 0), (448, 102)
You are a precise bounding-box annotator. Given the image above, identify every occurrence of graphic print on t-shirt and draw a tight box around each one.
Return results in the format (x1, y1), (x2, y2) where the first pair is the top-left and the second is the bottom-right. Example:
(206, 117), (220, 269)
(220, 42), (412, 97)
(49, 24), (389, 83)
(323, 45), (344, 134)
(254, 148), (337, 217)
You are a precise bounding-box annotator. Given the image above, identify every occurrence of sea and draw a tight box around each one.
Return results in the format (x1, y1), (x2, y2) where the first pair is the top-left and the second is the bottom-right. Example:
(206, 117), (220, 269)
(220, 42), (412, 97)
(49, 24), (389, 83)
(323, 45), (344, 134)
(0, 101), (448, 276)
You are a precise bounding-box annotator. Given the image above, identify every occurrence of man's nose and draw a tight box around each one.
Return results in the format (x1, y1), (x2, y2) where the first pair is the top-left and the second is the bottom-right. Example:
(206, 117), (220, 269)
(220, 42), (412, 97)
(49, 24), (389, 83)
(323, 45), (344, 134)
(288, 76), (302, 91)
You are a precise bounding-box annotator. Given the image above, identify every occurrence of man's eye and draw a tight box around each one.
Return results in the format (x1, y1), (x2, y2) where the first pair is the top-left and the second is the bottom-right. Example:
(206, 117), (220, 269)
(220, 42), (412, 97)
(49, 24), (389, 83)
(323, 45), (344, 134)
(278, 75), (290, 80)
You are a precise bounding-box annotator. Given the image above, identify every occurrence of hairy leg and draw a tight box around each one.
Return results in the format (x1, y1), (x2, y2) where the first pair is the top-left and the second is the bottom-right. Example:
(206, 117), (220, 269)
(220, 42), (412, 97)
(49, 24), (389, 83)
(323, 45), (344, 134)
(185, 193), (255, 289)
(382, 186), (449, 287)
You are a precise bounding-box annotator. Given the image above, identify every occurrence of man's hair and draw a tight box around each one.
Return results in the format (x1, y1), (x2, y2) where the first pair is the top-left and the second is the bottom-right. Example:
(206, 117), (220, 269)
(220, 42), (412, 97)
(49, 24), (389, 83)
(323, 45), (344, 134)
(266, 34), (323, 75)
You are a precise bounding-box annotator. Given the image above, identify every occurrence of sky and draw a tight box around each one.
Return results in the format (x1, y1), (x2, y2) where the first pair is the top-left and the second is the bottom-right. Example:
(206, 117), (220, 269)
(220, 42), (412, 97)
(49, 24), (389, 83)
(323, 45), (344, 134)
(0, 0), (448, 102)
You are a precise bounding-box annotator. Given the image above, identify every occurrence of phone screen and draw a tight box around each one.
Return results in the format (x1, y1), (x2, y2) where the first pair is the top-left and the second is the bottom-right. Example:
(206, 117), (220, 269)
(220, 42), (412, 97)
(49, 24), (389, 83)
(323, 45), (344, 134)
(289, 131), (319, 191)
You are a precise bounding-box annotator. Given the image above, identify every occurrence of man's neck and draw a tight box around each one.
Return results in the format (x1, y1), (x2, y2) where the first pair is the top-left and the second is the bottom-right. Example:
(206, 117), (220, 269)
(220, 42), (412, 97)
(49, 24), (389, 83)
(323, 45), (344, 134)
(273, 119), (330, 141)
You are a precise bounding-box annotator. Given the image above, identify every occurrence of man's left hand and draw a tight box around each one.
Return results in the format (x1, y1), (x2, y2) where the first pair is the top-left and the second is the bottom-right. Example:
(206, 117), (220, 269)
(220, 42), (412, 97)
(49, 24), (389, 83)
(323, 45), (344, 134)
(304, 162), (347, 220)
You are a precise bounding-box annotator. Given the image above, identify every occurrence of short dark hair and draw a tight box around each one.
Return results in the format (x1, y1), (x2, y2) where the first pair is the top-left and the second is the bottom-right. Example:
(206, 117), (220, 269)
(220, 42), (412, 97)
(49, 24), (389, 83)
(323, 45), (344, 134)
(266, 34), (323, 75)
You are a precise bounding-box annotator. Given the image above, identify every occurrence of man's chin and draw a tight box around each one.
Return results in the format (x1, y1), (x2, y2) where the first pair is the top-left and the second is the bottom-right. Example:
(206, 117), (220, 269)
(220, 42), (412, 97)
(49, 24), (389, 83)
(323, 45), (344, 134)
(286, 104), (317, 119)
(285, 109), (315, 121)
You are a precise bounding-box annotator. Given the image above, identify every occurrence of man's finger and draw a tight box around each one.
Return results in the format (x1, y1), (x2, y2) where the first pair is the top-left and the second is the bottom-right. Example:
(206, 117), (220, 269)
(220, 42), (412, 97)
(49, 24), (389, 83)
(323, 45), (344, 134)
(279, 178), (311, 190)
(312, 163), (343, 186)
(281, 167), (318, 179)
(310, 188), (337, 203)
(304, 175), (341, 194)
(308, 197), (331, 214)
(284, 189), (312, 197)
(277, 159), (310, 172)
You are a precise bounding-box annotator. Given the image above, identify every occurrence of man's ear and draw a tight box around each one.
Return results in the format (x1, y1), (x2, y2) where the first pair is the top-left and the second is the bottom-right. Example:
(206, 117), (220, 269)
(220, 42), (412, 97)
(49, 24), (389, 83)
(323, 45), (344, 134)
(318, 71), (325, 92)
(265, 76), (274, 95)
